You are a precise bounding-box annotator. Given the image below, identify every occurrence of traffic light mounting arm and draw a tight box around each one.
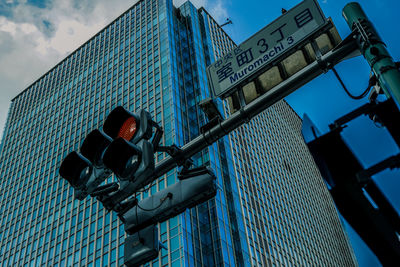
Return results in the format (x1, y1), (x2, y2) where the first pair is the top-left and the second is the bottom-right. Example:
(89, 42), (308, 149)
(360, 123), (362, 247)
(151, 121), (163, 150)
(152, 39), (359, 182)
(156, 144), (194, 172)
(151, 124), (193, 170)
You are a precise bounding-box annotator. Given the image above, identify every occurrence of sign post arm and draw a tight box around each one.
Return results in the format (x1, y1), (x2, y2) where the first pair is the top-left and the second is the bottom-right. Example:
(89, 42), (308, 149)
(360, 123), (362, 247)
(153, 39), (358, 179)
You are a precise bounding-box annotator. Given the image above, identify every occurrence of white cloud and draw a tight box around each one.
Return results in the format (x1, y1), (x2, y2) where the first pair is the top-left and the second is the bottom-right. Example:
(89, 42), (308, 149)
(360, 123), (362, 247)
(0, 16), (64, 139)
(0, 17), (17, 35)
(34, 18), (106, 55)
(209, 0), (229, 23)
(0, 0), (137, 140)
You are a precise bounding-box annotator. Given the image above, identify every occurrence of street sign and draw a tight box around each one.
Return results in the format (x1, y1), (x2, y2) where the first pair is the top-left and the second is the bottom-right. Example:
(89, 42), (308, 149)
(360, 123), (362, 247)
(207, 0), (328, 98)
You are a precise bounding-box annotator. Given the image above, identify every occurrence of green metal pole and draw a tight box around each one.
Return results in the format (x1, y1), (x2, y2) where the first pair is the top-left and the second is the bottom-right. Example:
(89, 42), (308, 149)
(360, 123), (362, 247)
(343, 2), (400, 107)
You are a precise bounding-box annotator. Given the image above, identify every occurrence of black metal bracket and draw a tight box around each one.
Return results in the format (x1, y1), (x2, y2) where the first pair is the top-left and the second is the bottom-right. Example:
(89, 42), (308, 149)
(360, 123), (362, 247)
(200, 116), (222, 134)
(156, 144), (193, 168)
(90, 182), (119, 197)
(353, 18), (385, 51)
(356, 154), (400, 185)
(329, 102), (376, 130)
(370, 54), (391, 69)
(311, 40), (329, 73)
(380, 65), (398, 74)
(151, 121), (163, 150)
(329, 98), (400, 148)
(178, 165), (212, 180)
(115, 198), (138, 220)
(151, 120), (195, 169)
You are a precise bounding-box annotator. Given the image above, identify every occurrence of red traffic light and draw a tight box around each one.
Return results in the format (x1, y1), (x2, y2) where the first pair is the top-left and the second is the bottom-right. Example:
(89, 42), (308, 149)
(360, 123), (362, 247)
(118, 117), (137, 140)
(103, 106), (139, 141)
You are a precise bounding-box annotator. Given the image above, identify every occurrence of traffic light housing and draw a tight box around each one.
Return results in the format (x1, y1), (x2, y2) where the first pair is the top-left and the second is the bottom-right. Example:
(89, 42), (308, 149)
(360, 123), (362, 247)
(80, 129), (112, 167)
(87, 106), (157, 210)
(121, 167), (217, 234)
(102, 138), (142, 179)
(124, 225), (159, 267)
(59, 152), (92, 189)
(101, 107), (155, 183)
(302, 115), (400, 266)
(103, 138), (154, 183)
(103, 107), (152, 143)
(59, 106), (157, 204)
(100, 107), (155, 187)
(59, 129), (112, 200)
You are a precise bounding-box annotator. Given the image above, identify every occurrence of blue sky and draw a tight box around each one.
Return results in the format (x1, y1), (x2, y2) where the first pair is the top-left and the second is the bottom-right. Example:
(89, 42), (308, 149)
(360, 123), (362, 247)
(222, 0), (399, 266)
(0, 0), (399, 266)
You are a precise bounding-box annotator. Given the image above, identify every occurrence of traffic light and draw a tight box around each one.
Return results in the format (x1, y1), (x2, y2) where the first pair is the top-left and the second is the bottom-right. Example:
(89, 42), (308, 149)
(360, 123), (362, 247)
(103, 106), (152, 143)
(124, 225), (159, 267)
(121, 167), (217, 235)
(103, 138), (154, 182)
(101, 107), (154, 182)
(59, 129), (113, 200)
(88, 106), (156, 209)
(302, 115), (400, 266)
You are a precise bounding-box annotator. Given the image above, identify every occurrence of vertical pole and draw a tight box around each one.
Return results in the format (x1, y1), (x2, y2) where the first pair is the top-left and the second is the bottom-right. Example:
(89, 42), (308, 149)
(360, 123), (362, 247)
(343, 3), (400, 108)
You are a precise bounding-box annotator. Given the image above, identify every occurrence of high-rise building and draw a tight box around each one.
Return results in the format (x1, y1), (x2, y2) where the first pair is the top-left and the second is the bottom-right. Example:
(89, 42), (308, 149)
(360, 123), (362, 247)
(0, 0), (357, 266)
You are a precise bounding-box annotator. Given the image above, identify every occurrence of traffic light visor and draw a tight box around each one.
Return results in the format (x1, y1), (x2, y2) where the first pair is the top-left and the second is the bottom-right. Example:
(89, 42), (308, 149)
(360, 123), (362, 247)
(103, 138), (142, 179)
(59, 152), (92, 187)
(103, 106), (138, 140)
(81, 129), (112, 166)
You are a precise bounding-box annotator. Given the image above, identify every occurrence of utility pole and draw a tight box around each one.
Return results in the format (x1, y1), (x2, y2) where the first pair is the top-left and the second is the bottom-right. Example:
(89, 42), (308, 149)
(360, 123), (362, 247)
(343, 2), (400, 108)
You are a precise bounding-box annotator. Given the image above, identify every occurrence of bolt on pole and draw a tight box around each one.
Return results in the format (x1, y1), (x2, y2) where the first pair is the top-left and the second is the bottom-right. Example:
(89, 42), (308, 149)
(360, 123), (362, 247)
(343, 2), (400, 108)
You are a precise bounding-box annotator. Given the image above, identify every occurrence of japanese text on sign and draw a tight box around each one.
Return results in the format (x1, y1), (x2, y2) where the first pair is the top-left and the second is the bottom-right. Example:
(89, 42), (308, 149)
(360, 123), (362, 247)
(207, 0), (327, 98)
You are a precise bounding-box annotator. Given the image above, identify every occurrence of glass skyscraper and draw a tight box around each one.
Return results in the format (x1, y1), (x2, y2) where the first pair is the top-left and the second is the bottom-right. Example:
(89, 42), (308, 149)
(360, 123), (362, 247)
(0, 0), (357, 266)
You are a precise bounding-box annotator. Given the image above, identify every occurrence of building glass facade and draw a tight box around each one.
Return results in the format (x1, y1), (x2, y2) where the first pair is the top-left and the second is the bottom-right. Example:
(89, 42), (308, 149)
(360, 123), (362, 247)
(0, 0), (357, 266)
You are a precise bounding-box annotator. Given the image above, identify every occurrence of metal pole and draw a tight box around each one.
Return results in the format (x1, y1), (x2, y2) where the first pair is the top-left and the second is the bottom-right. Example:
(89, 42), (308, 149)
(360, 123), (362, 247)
(343, 2), (400, 108)
(153, 40), (359, 178)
